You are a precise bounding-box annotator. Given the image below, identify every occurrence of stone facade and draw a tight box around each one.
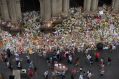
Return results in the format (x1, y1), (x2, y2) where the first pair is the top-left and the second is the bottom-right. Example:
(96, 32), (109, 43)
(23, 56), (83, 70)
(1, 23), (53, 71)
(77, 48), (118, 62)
(0, 0), (119, 22)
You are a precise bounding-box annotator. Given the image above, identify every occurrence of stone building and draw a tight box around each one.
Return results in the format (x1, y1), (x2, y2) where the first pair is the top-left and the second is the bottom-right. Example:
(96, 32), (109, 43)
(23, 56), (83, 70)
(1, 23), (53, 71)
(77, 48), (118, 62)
(0, 0), (119, 22)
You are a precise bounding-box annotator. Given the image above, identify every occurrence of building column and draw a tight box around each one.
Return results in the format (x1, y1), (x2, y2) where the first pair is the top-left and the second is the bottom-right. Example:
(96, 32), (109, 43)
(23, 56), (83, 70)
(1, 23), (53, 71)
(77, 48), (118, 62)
(0, 0), (10, 20)
(51, 0), (57, 16)
(40, 0), (44, 20)
(7, 0), (17, 22)
(57, 0), (62, 16)
(112, 0), (119, 11)
(87, 0), (91, 11)
(51, 0), (62, 17)
(15, 0), (22, 20)
(91, 0), (99, 11)
(84, 0), (92, 11)
(62, 0), (69, 16)
(84, 0), (87, 10)
(0, 1), (1, 17)
(44, 0), (52, 21)
(39, 0), (52, 21)
(112, 0), (115, 9)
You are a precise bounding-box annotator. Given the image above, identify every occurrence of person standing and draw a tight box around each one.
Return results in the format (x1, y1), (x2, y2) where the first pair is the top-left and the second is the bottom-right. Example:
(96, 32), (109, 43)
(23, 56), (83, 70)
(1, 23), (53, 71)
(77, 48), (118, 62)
(107, 57), (112, 65)
(79, 74), (84, 79)
(95, 52), (100, 62)
(0, 73), (4, 79)
(100, 64), (105, 76)
(26, 55), (31, 64)
(71, 68), (77, 79)
(68, 55), (73, 64)
(61, 72), (65, 79)
(6, 48), (11, 58)
(71, 74), (74, 79)
(15, 53), (20, 65)
(87, 71), (93, 79)
(17, 61), (22, 69)
(6, 60), (10, 68)
(75, 57), (80, 66)
(100, 69), (105, 76)
(0, 53), (3, 62)
(109, 44), (112, 53)
(86, 54), (93, 65)
(44, 71), (48, 79)
(28, 68), (34, 79)
(100, 58), (104, 65)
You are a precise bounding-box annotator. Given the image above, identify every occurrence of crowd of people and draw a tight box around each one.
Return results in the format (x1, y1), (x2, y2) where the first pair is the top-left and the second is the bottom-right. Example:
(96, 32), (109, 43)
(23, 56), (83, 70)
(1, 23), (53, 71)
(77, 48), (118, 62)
(0, 7), (119, 79)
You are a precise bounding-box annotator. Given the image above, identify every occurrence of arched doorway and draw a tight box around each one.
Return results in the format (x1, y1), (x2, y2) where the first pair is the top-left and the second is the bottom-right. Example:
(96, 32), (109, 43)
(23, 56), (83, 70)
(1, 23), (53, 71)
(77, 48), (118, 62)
(70, 0), (84, 8)
(104, 0), (112, 6)
(98, 0), (104, 7)
(98, 0), (112, 7)
(20, 0), (40, 12)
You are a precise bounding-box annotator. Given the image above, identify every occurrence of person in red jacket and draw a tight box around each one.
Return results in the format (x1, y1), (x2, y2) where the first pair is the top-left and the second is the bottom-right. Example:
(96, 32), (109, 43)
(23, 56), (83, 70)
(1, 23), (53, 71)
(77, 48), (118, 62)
(95, 52), (100, 62)
(28, 68), (34, 79)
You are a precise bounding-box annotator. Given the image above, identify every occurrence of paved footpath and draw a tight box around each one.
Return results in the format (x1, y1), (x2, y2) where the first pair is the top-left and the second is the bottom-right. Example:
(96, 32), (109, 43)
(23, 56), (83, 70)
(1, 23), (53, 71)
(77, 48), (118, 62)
(0, 46), (119, 79)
